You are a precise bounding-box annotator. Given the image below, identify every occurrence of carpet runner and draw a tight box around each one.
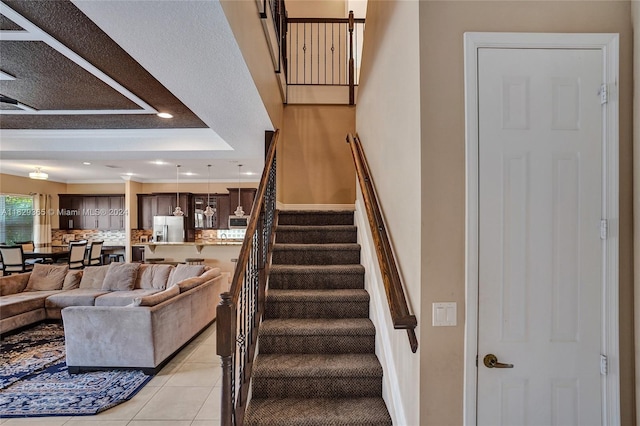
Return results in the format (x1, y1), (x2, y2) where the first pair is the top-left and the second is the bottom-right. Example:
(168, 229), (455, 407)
(245, 210), (392, 425)
(0, 323), (152, 418)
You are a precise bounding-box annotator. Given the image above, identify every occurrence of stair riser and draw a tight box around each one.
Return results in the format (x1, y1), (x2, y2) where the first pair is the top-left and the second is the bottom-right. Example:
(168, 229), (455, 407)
(278, 213), (354, 226)
(268, 272), (364, 290)
(264, 301), (369, 319)
(252, 377), (382, 398)
(272, 250), (360, 265)
(259, 335), (375, 354)
(275, 230), (357, 244)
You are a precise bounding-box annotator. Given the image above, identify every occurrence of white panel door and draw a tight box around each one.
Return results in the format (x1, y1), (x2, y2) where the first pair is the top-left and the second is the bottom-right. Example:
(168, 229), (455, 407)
(477, 48), (604, 425)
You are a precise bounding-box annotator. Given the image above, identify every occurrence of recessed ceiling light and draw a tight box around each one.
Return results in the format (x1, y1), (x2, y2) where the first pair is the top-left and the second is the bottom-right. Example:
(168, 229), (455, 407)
(82, 162), (91, 165)
(157, 112), (173, 119)
(125, 172), (134, 176)
(184, 172), (196, 176)
(152, 160), (166, 165)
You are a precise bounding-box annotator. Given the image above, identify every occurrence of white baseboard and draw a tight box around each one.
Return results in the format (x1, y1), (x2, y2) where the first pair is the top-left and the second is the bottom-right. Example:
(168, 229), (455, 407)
(354, 197), (407, 426)
(276, 202), (355, 211)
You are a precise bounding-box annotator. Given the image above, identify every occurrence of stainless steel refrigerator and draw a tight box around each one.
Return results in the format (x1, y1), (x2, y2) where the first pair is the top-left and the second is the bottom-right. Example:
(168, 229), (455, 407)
(153, 216), (185, 242)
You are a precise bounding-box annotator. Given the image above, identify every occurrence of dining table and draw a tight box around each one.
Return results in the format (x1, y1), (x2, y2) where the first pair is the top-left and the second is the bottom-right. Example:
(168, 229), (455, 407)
(23, 247), (71, 263)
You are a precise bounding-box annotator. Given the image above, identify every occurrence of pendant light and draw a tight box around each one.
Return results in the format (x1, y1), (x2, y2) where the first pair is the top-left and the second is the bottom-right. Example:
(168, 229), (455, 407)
(234, 164), (245, 217)
(204, 165), (215, 219)
(173, 164), (184, 216)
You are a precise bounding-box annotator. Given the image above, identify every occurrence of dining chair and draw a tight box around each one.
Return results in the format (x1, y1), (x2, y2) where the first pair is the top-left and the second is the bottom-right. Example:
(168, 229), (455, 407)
(68, 241), (88, 270)
(86, 241), (104, 266)
(15, 240), (47, 264)
(0, 245), (34, 275)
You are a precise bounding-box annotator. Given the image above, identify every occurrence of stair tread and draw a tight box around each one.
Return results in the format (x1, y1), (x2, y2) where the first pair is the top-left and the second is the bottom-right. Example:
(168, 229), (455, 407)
(277, 225), (357, 231)
(260, 318), (375, 336)
(273, 243), (360, 250)
(254, 353), (382, 378)
(245, 397), (392, 426)
(270, 264), (365, 274)
(267, 289), (369, 302)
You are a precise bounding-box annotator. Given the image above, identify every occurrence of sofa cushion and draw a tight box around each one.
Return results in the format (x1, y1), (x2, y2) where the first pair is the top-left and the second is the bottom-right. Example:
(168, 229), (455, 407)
(0, 273), (30, 296)
(95, 289), (160, 307)
(167, 264), (206, 288)
(174, 276), (203, 293)
(45, 288), (110, 309)
(1, 291), (61, 318)
(134, 264), (174, 290)
(102, 262), (140, 291)
(25, 264), (69, 291)
(62, 270), (83, 290)
(79, 265), (110, 289)
(132, 285), (180, 307)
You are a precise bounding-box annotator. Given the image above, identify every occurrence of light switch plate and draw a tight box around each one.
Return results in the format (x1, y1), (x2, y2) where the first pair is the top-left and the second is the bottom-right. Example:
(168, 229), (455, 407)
(432, 302), (456, 326)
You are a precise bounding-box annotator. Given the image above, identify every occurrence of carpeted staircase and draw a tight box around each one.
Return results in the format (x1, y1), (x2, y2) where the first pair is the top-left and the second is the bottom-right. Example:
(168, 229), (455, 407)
(245, 210), (392, 426)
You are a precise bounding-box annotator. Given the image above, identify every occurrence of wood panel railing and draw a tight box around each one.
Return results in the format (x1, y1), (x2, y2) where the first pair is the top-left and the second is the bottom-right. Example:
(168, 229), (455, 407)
(346, 133), (418, 353)
(217, 130), (279, 426)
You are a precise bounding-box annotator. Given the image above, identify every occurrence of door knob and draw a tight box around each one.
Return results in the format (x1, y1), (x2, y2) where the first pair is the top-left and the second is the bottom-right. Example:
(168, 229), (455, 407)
(483, 354), (514, 369)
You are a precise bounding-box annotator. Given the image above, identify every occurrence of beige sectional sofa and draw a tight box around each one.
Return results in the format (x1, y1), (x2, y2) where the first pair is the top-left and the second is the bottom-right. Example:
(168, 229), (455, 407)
(0, 262), (226, 374)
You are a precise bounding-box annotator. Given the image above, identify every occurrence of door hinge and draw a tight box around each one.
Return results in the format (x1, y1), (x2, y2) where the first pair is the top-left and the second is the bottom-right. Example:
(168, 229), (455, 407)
(600, 219), (608, 240)
(598, 84), (608, 104)
(600, 354), (608, 375)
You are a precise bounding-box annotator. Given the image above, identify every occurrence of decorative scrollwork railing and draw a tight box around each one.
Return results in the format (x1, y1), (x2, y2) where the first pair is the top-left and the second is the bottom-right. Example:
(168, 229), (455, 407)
(217, 130), (279, 426)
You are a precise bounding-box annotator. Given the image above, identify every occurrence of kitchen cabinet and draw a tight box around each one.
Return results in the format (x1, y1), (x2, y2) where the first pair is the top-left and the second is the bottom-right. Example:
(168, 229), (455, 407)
(225, 188), (257, 227)
(194, 194), (232, 229)
(58, 195), (125, 230)
(137, 193), (193, 230)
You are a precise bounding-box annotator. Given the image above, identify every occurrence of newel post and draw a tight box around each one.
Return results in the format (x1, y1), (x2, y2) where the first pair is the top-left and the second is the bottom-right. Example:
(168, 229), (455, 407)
(348, 10), (355, 105)
(217, 292), (236, 426)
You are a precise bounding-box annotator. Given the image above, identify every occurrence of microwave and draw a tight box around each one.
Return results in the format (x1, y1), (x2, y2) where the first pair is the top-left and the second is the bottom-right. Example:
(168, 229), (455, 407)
(228, 216), (249, 229)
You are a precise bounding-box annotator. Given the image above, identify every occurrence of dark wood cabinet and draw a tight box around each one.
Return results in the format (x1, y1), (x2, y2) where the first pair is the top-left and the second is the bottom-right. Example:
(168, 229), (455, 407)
(137, 193), (193, 231)
(59, 196), (83, 230)
(58, 195), (125, 230)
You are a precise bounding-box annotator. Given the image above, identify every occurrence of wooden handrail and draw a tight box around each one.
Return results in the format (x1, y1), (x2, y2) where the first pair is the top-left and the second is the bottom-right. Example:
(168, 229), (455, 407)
(346, 133), (418, 353)
(218, 130), (280, 426)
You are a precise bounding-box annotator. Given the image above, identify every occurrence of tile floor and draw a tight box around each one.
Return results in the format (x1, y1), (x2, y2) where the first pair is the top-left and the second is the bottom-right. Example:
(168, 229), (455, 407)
(0, 322), (222, 426)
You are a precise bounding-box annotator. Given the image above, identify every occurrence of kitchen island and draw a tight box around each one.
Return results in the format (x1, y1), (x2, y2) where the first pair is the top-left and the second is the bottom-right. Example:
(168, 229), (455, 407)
(133, 241), (243, 285)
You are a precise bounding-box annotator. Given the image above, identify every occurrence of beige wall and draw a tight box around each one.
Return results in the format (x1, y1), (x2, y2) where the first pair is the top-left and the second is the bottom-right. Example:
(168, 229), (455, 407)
(286, 0), (347, 17)
(220, 0), (284, 129)
(355, 0), (421, 424)
(633, 0), (640, 421)
(279, 104), (356, 206)
(418, 1), (634, 425)
(354, 0), (634, 424)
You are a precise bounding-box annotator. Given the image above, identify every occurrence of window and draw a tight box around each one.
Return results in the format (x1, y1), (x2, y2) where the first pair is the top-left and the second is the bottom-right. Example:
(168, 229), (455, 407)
(0, 194), (34, 245)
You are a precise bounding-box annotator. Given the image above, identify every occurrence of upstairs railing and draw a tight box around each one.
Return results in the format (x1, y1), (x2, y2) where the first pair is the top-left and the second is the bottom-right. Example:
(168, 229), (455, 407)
(217, 130), (279, 426)
(346, 133), (418, 353)
(286, 12), (364, 105)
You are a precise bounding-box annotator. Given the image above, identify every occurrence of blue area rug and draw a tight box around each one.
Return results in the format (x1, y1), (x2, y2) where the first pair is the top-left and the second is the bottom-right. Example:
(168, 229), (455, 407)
(0, 323), (153, 418)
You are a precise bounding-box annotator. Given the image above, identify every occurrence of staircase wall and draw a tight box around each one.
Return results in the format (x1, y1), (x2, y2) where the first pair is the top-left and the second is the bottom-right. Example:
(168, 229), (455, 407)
(279, 104), (356, 208)
(354, 187), (415, 426)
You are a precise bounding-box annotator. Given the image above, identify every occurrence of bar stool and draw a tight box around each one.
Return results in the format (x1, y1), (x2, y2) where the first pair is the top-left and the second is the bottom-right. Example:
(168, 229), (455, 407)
(185, 258), (204, 265)
(145, 258), (165, 264)
(108, 254), (125, 263)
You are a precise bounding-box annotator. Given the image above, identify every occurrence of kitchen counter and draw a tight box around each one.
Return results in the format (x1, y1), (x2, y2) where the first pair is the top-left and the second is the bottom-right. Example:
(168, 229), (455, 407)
(134, 241), (242, 253)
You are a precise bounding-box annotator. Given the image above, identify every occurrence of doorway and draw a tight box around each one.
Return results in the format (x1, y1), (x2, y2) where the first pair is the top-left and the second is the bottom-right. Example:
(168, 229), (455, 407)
(463, 32), (620, 425)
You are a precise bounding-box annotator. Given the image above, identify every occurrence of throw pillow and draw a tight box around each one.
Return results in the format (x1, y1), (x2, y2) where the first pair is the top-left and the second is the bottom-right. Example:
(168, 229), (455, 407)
(132, 285), (179, 306)
(167, 264), (206, 288)
(102, 262), (140, 291)
(79, 265), (110, 289)
(135, 264), (175, 290)
(25, 264), (69, 291)
(62, 270), (83, 290)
